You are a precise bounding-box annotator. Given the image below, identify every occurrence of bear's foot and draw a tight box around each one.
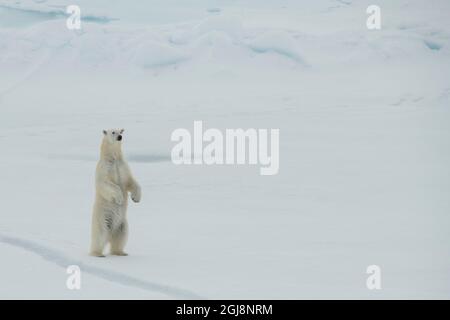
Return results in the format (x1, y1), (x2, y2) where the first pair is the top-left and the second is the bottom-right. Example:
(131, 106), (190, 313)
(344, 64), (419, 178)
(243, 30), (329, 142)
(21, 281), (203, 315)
(90, 252), (106, 257)
(111, 251), (128, 256)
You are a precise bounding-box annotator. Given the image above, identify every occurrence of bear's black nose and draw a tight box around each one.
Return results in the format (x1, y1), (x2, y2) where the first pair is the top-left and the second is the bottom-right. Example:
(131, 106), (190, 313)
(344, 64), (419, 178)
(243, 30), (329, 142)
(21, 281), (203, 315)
(117, 135), (122, 141)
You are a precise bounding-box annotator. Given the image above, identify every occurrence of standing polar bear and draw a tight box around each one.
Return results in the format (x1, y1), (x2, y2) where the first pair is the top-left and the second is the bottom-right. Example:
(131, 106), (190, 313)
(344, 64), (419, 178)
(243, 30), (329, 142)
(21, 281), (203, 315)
(90, 129), (141, 257)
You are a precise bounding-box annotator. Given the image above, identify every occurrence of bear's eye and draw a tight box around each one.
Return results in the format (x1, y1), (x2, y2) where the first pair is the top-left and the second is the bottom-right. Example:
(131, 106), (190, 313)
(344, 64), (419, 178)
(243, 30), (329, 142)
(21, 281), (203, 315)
(112, 131), (115, 135)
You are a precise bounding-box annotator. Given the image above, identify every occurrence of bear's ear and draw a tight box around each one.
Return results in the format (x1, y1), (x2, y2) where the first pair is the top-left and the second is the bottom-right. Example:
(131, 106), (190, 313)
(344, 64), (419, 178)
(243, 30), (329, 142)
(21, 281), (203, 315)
(120, 128), (125, 134)
(103, 130), (107, 135)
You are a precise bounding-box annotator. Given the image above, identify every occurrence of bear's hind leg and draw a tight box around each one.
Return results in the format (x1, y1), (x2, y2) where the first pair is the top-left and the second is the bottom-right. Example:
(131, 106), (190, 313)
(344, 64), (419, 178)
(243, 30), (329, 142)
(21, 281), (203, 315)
(90, 221), (108, 257)
(110, 221), (128, 256)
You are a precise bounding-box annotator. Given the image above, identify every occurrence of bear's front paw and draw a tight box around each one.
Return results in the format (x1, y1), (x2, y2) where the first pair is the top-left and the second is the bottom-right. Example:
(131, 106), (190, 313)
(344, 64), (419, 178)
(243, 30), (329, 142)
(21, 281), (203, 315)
(114, 193), (124, 205)
(131, 186), (141, 203)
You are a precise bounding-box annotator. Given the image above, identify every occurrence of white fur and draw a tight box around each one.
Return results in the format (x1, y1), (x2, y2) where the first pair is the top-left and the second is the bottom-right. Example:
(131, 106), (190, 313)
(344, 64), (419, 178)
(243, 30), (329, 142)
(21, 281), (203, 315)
(90, 129), (141, 257)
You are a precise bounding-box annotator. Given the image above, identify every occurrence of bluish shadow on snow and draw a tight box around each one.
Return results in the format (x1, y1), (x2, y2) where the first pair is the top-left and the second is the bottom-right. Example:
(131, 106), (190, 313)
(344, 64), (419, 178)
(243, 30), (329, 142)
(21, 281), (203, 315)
(126, 153), (171, 163)
(206, 7), (222, 13)
(0, 6), (58, 27)
(423, 39), (442, 51)
(249, 45), (305, 63)
(246, 31), (309, 65)
(0, 234), (202, 299)
(47, 154), (97, 162)
(48, 153), (171, 163)
(0, 5), (116, 28)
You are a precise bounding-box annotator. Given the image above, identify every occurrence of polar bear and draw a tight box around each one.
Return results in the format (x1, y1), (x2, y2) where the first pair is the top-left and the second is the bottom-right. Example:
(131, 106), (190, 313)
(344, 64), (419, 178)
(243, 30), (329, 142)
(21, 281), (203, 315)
(90, 129), (141, 257)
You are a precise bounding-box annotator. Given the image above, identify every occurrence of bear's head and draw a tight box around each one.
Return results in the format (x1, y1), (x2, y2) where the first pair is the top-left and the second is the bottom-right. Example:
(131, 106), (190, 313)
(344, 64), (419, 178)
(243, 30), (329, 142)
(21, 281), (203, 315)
(102, 128), (124, 144)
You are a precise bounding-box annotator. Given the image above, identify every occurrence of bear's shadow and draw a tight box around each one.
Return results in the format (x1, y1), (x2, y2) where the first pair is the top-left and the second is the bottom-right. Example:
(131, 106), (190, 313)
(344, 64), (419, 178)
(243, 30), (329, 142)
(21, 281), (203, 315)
(49, 153), (171, 163)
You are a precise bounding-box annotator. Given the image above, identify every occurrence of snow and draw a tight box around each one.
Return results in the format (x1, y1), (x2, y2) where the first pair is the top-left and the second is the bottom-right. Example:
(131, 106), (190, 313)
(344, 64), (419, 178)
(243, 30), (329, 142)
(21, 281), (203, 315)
(246, 31), (306, 64)
(0, 0), (449, 299)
